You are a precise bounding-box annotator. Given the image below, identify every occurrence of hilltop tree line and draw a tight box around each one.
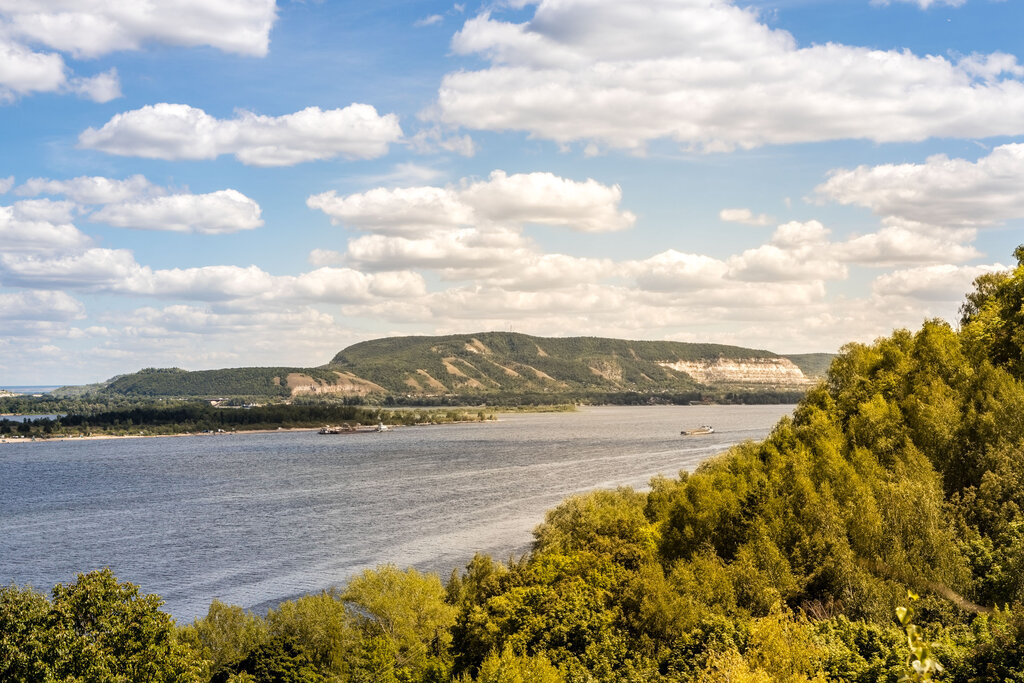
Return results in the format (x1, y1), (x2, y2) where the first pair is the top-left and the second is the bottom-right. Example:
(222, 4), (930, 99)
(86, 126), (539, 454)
(5, 248), (1024, 681)
(103, 366), (342, 398)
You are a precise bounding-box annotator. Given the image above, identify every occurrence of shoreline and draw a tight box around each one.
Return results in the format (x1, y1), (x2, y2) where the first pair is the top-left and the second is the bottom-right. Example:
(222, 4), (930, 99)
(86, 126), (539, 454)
(0, 419), (498, 445)
(0, 427), (309, 444)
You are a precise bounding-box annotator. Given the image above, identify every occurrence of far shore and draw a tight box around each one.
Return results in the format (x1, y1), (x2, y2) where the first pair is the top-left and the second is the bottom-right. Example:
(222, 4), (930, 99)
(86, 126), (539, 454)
(0, 426), (310, 444)
(0, 418), (503, 445)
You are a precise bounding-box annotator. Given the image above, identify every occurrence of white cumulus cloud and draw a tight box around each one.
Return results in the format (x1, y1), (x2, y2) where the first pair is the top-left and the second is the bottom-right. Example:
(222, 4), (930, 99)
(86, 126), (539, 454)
(287, 268), (428, 302)
(720, 208), (771, 226)
(0, 246), (428, 307)
(0, 248), (142, 289)
(69, 68), (122, 103)
(309, 185), (473, 235)
(873, 263), (1003, 302)
(0, 0), (275, 103)
(0, 37), (66, 101)
(10, 198), (76, 224)
(0, 201), (91, 254)
(0, 0), (278, 58)
(727, 221), (847, 282)
(308, 249), (345, 267)
(436, 0), (1024, 152)
(308, 170), (635, 235)
(625, 250), (729, 292)
(91, 189), (263, 234)
(16, 174), (160, 204)
(837, 222), (980, 266)
(0, 290), (84, 322)
(460, 171), (636, 232)
(817, 143), (1024, 229)
(344, 228), (532, 272)
(79, 103), (403, 166)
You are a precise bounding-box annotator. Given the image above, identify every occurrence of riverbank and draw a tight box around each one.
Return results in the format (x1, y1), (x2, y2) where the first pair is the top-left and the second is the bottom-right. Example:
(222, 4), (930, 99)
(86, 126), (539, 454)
(0, 428), (302, 444)
(1, 404), (496, 442)
(0, 418), (498, 444)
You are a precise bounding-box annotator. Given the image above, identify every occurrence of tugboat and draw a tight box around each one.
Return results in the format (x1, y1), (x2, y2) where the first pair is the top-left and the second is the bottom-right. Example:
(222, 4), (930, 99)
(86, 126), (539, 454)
(681, 425), (715, 436)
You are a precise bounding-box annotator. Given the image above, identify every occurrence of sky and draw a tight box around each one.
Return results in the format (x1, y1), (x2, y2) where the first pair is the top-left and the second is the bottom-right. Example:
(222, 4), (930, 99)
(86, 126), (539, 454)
(2, 0), (1024, 385)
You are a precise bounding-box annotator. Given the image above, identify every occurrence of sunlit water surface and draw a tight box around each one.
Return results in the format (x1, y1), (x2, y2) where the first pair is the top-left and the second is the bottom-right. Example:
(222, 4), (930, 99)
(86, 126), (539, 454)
(1, 405), (791, 621)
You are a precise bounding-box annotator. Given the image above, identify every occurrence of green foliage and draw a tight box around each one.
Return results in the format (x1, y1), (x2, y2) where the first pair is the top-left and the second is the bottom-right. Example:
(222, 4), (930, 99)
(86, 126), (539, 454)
(179, 600), (267, 680)
(960, 247), (1024, 374)
(182, 568), (456, 683)
(959, 606), (1024, 680)
(0, 582), (51, 682)
(0, 569), (205, 682)
(341, 565), (457, 679)
(101, 366), (343, 398)
(456, 645), (564, 683)
(896, 592), (943, 681)
(533, 488), (657, 571)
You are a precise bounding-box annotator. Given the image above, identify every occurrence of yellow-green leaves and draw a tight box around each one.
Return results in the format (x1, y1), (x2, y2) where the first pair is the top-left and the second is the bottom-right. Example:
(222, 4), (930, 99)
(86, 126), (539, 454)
(896, 592), (943, 682)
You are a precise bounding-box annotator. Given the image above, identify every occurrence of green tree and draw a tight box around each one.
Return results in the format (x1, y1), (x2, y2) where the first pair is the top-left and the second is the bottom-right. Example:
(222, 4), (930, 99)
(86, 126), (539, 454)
(960, 245), (1024, 374)
(0, 583), (51, 682)
(456, 645), (564, 683)
(179, 599), (267, 681)
(342, 565), (457, 682)
(0, 569), (205, 682)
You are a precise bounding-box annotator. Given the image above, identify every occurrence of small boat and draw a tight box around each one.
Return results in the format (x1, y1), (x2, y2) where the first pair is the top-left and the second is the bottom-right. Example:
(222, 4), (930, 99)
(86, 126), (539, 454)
(318, 426), (343, 435)
(375, 422), (389, 432)
(681, 425), (714, 436)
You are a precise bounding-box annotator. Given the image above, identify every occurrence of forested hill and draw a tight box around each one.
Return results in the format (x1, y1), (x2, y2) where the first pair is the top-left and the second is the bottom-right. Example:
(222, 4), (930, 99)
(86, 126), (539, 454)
(68, 333), (832, 401)
(328, 331), (827, 396)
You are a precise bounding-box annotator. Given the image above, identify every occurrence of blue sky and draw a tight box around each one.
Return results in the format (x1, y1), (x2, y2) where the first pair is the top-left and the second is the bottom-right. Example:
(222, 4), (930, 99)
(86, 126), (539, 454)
(2, 0), (1023, 385)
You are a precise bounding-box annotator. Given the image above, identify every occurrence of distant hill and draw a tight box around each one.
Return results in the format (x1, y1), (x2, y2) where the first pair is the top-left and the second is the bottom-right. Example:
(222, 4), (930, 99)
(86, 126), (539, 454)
(89, 332), (834, 401)
(93, 366), (384, 400)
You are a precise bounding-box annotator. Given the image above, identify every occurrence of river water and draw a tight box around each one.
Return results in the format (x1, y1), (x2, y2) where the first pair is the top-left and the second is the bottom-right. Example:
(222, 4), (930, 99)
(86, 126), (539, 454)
(0, 404), (791, 622)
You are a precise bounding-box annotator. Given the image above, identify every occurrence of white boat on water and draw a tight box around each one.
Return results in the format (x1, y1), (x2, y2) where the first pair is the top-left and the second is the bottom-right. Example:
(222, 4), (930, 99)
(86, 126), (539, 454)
(681, 425), (714, 436)
(375, 421), (389, 432)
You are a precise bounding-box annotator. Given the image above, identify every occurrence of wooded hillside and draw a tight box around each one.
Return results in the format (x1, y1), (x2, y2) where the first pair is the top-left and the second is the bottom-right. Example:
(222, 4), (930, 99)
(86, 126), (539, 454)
(70, 333), (830, 401)
(329, 331), (822, 396)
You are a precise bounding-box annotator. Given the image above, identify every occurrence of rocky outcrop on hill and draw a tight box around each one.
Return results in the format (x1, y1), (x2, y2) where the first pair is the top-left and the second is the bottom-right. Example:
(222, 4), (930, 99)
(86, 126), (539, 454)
(286, 371), (386, 397)
(657, 358), (812, 385)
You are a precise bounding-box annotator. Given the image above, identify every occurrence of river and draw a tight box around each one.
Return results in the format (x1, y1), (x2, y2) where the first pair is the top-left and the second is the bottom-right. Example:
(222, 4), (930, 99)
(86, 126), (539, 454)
(0, 404), (791, 621)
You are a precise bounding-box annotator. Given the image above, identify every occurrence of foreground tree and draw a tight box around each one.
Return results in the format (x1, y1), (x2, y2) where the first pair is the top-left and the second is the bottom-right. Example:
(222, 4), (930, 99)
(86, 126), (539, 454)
(0, 568), (205, 682)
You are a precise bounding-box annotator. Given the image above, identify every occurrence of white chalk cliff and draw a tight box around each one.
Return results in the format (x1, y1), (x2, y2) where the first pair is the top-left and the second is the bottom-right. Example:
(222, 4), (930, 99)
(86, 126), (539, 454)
(657, 358), (811, 385)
